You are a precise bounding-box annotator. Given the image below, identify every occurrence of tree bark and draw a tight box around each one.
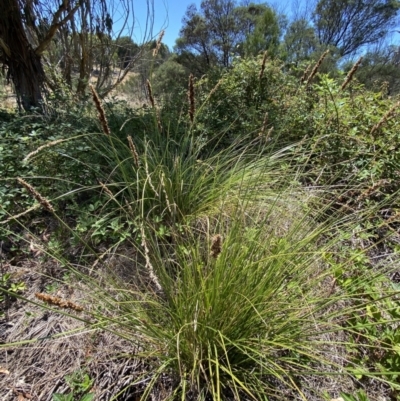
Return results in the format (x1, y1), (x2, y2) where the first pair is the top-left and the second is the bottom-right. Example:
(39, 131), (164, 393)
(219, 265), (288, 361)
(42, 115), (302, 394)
(0, 0), (80, 111)
(0, 0), (45, 111)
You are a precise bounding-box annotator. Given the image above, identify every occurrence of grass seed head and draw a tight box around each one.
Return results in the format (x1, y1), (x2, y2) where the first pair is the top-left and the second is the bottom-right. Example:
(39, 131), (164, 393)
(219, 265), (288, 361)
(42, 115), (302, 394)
(35, 293), (83, 312)
(341, 57), (363, 91)
(153, 30), (165, 57)
(305, 50), (329, 86)
(127, 136), (140, 167)
(17, 178), (55, 213)
(370, 100), (400, 136)
(146, 79), (155, 109)
(99, 181), (115, 199)
(259, 51), (268, 80)
(188, 73), (195, 124)
(23, 139), (66, 162)
(90, 85), (111, 136)
(300, 63), (312, 83)
(210, 234), (223, 258)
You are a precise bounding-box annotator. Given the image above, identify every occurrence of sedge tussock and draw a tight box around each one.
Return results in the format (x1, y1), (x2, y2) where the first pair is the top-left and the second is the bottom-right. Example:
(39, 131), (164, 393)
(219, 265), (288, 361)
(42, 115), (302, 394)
(153, 30), (165, 57)
(35, 293), (83, 312)
(127, 135), (140, 167)
(370, 100), (400, 136)
(90, 85), (111, 136)
(341, 57), (363, 91)
(17, 178), (55, 213)
(23, 139), (66, 162)
(305, 50), (329, 86)
(188, 73), (195, 124)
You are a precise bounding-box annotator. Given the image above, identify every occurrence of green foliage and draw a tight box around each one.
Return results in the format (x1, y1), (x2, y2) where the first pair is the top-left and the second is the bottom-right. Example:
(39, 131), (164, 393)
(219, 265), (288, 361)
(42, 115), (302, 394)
(52, 369), (94, 401)
(340, 390), (371, 401)
(0, 271), (26, 317)
(176, 0), (280, 70)
(152, 57), (188, 102)
(312, 0), (400, 56)
(241, 5), (281, 57)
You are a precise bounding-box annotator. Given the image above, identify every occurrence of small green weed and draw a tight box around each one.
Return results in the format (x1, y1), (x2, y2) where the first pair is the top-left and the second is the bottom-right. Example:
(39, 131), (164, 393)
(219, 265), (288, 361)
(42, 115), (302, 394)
(52, 369), (94, 401)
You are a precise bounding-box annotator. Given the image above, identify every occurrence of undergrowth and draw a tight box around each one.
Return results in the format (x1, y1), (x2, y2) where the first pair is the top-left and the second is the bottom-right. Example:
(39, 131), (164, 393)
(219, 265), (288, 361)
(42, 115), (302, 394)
(1, 55), (400, 401)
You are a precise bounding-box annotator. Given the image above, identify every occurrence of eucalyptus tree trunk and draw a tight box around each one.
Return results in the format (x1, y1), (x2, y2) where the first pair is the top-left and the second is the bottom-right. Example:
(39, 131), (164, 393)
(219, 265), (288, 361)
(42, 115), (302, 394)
(0, 0), (80, 112)
(0, 0), (45, 111)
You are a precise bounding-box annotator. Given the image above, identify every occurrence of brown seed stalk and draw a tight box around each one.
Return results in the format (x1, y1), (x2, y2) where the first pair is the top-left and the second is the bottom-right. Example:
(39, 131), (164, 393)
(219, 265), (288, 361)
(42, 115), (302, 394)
(99, 181), (114, 199)
(127, 135), (140, 167)
(146, 79), (155, 109)
(210, 234), (222, 258)
(188, 73), (195, 124)
(300, 63), (312, 84)
(35, 292), (83, 312)
(341, 57), (363, 91)
(259, 51), (268, 80)
(305, 50), (329, 87)
(17, 178), (54, 213)
(140, 225), (162, 291)
(370, 100), (400, 136)
(146, 79), (163, 132)
(153, 30), (165, 57)
(208, 78), (223, 98)
(24, 139), (66, 162)
(355, 179), (389, 203)
(90, 85), (111, 136)
(258, 112), (268, 137)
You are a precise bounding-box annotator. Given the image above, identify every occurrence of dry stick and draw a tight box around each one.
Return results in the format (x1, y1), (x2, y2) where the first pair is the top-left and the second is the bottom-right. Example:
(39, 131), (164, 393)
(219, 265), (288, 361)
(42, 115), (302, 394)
(259, 51), (268, 80)
(370, 100), (400, 136)
(127, 135), (140, 168)
(305, 50), (329, 87)
(90, 85), (111, 136)
(17, 178), (55, 213)
(341, 57), (363, 91)
(188, 73), (195, 124)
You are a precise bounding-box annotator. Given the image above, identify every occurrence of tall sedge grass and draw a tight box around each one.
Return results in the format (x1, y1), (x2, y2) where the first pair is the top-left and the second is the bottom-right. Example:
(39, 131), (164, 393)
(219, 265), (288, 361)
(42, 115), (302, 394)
(3, 69), (400, 400)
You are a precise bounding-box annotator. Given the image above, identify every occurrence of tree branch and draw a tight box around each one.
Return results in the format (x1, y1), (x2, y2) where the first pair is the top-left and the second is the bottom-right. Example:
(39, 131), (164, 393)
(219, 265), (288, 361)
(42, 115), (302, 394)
(35, 0), (80, 56)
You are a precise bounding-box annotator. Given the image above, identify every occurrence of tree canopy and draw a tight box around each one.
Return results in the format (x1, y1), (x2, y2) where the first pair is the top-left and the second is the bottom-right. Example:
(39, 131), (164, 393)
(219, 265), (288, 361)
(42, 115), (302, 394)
(312, 0), (400, 56)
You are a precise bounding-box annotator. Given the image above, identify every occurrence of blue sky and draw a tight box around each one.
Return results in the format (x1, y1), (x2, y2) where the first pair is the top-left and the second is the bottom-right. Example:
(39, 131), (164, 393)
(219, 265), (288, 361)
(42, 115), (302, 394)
(132, 0), (202, 49)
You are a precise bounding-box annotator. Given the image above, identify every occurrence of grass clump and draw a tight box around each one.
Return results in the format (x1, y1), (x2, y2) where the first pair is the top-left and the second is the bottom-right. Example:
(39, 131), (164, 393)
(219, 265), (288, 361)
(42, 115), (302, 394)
(1, 55), (400, 401)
